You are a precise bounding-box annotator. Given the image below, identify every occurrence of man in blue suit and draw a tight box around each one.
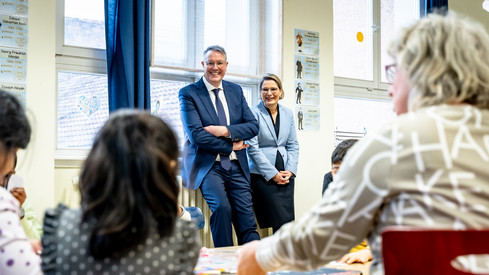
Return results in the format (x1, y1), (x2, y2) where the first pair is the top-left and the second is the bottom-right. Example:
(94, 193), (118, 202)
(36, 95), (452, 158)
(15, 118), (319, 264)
(179, 45), (261, 247)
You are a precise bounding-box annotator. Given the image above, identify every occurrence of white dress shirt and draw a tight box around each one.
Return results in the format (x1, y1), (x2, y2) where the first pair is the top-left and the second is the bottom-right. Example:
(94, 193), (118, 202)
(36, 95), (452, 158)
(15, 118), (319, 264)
(202, 77), (237, 161)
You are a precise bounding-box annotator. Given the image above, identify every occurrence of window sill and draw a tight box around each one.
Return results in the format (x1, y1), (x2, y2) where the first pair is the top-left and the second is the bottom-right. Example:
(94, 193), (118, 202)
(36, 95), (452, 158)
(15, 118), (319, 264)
(54, 149), (89, 168)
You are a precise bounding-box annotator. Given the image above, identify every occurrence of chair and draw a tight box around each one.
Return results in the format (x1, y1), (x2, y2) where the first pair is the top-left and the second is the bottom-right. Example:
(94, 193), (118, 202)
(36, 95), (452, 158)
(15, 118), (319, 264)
(185, 206), (205, 230)
(382, 226), (489, 275)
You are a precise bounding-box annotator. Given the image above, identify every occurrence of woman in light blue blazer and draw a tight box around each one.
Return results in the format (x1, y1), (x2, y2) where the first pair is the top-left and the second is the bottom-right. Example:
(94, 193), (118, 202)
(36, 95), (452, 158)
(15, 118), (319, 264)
(247, 73), (299, 233)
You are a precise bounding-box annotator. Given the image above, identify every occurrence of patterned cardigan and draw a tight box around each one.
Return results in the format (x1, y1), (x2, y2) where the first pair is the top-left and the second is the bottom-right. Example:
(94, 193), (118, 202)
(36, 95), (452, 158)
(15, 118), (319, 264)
(256, 104), (489, 275)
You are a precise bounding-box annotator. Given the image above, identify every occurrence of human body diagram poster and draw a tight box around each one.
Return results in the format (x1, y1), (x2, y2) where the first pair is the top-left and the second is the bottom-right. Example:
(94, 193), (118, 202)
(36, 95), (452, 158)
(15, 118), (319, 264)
(294, 28), (319, 131)
(0, 0), (28, 107)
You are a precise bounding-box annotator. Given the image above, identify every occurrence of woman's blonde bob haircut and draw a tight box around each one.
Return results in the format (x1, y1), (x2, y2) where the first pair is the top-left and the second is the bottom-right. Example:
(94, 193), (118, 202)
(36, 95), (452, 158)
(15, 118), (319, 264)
(260, 73), (285, 100)
(388, 13), (489, 111)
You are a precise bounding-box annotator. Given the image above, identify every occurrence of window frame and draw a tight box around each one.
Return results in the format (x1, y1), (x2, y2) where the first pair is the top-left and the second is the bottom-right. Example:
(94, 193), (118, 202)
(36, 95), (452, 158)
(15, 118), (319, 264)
(332, 0), (419, 150)
(55, 0), (107, 60)
(55, 0), (108, 162)
(55, 0), (275, 163)
(334, 0), (419, 101)
(150, 0), (276, 80)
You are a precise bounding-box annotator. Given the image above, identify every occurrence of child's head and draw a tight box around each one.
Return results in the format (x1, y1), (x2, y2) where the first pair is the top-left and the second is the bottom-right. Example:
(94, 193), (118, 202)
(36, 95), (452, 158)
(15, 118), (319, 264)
(0, 90), (30, 184)
(331, 139), (358, 179)
(80, 109), (180, 259)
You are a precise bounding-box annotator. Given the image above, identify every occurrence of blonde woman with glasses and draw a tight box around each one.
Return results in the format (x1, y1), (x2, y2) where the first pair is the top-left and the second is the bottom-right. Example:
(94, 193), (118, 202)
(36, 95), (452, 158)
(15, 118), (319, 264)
(247, 73), (299, 234)
(238, 13), (489, 275)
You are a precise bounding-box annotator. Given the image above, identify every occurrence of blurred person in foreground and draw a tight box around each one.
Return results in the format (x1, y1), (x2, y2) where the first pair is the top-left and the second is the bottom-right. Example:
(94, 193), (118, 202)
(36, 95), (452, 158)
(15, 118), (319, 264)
(41, 110), (201, 274)
(0, 90), (41, 274)
(1, 160), (43, 240)
(237, 13), (489, 275)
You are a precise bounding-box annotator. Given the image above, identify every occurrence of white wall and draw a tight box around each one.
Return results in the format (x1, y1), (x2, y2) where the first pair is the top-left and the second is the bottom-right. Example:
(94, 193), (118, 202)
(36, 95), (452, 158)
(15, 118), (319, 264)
(449, 0), (489, 33)
(282, 0), (334, 218)
(18, 0), (56, 218)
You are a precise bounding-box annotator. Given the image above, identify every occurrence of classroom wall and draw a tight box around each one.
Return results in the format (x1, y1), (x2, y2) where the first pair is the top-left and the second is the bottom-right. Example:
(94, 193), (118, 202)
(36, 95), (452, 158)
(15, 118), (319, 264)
(449, 0), (489, 33)
(18, 0), (56, 219)
(282, 0), (334, 217)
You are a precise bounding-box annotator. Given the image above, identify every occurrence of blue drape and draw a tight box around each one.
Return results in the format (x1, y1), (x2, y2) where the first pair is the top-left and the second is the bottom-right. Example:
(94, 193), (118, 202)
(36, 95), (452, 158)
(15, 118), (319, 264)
(421, 0), (448, 17)
(105, 0), (151, 111)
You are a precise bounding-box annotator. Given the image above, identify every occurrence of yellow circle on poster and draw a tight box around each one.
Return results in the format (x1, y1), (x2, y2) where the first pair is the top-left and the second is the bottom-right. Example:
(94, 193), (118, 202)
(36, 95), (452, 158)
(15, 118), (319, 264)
(357, 32), (364, 42)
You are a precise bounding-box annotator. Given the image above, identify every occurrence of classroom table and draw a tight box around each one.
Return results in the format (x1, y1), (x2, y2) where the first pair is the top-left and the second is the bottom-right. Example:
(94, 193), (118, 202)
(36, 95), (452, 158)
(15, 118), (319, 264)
(195, 246), (371, 275)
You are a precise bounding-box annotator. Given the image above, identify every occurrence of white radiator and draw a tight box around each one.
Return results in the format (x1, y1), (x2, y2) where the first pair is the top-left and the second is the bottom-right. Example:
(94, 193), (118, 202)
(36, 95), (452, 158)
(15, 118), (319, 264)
(179, 183), (273, 248)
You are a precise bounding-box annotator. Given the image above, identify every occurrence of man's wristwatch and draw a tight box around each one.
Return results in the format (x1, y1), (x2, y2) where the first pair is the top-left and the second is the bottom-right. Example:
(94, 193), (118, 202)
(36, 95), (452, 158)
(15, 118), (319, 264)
(18, 207), (25, 220)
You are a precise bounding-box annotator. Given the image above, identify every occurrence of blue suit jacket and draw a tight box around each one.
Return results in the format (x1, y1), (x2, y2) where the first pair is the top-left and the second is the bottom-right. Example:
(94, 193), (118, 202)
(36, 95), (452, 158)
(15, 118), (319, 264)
(179, 78), (259, 190)
(247, 101), (299, 181)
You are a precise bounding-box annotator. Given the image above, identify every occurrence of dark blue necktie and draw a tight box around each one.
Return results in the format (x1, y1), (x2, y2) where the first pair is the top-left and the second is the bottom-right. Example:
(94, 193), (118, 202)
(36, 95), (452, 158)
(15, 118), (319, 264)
(212, 88), (231, 170)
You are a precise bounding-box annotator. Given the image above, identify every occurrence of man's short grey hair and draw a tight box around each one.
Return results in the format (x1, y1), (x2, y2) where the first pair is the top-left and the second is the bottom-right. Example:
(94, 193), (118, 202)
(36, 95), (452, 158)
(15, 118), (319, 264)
(203, 45), (227, 61)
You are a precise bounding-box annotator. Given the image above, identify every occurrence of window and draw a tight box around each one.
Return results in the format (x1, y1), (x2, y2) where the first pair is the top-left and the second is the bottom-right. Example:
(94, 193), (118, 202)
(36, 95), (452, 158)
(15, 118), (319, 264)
(150, 78), (191, 149)
(333, 0), (372, 81)
(334, 97), (395, 145)
(57, 71), (109, 148)
(64, 0), (105, 49)
(56, 0), (282, 153)
(379, 0), (419, 83)
(333, 0), (419, 89)
(152, 0), (280, 76)
(333, 0), (419, 136)
(152, 0), (187, 66)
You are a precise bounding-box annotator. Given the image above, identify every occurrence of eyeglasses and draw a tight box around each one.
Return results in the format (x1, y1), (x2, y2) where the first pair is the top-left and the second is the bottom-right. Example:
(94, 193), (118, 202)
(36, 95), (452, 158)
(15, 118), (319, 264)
(205, 61), (226, 68)
(385, 64), (397, 83)
(261, 88), (279, 94)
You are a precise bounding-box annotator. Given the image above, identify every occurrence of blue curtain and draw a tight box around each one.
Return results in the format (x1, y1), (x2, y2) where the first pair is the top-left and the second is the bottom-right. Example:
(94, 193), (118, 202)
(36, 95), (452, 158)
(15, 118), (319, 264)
(421, 0), (448, 17)
(105, 0), (151, 111)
